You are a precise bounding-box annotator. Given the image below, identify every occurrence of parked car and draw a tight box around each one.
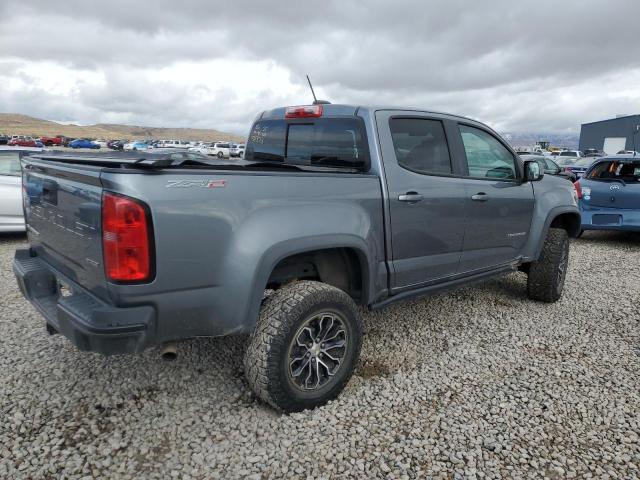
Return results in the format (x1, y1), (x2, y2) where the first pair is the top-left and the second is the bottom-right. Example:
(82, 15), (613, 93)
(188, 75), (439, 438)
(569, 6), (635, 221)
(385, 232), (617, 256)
(124, 141), (151, 151)
(583, 148), (605, 158)
(157, 140), (190, 149)
(0, 135), (10, 145)
(210, 141), (232, 158)
(93, 139), (108, 148)
(189, 142), (232, 157)
(520, 155), (576, 181)
(560, 157), (596, 179)
(230, 143), (245, 158)
(575, 155), (640, 233)
(69, 138), (100, 149)
(0, 146), (45, 232)
(556, 150), (584, 162)
(616, 150), (640, 155)
(8, 136), (37, 147)
(188, 143), (212, 155)
(14, 104), (580, 412)
(107, 140), (126, 151)
(62, 137), (76, 147)
(40, 135), (65, 146)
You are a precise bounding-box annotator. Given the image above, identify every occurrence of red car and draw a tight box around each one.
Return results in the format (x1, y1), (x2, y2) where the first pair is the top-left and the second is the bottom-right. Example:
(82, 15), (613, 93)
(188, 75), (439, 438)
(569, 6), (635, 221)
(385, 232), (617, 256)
(8, 137), (37, 147)
(40, 135), (65, 146)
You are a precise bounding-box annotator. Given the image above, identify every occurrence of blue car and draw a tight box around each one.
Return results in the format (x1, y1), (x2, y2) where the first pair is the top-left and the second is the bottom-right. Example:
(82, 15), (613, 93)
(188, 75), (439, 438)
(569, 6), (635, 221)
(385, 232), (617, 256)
(69, 138), (100, 149)
(575, 155), (640, 233)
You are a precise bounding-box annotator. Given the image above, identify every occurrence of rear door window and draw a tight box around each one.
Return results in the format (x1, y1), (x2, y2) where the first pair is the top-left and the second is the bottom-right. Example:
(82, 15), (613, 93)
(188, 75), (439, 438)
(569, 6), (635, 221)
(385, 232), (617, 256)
(246, 118), (369, 170)
(0, 152), (21, 176)
(459, 125), (517, 179)
(389, 118), (452, 175)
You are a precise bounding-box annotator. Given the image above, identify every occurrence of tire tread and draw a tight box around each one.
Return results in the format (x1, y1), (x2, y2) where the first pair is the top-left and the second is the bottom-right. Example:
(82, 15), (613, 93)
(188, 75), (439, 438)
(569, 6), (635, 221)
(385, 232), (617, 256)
(244, 281), (362, 412)
(527, 228), (569, 303)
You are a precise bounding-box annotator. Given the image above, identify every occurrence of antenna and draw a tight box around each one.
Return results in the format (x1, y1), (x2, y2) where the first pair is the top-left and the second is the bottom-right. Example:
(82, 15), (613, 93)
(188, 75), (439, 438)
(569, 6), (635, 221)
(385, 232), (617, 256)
(305, 75), (331, 105)
(306, 75), (317, 103)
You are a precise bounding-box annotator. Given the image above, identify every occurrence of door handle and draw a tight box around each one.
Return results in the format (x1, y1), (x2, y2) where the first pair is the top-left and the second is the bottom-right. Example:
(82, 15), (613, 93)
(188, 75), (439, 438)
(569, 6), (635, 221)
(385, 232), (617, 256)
(398, 192), (423, 203)
(471, 192), (488, 202)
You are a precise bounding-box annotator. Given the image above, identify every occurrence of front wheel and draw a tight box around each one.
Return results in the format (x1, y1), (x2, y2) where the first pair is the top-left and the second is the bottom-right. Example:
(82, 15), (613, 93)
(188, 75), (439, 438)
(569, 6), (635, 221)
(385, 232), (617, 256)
(526, 228), (569, 303)
(244, 281), (362, 413)
(217, 151), (224, 158)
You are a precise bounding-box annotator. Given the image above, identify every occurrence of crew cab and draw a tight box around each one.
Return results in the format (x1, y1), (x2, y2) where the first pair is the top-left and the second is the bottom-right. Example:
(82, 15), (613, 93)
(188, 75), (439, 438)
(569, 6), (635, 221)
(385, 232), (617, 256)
(13, 104), (580, 412)
(40, 135), (65, 147)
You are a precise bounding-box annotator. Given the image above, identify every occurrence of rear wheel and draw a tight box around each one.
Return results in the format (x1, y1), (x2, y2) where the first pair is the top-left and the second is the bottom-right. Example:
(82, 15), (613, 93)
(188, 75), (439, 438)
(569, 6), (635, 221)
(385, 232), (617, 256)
(527, 228), (569, 303)
(217, 151), (224, 158)
(244, 281), (362, 413)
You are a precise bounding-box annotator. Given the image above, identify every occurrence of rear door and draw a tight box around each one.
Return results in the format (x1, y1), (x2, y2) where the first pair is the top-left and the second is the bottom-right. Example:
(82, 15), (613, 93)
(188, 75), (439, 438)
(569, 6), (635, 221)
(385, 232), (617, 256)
(0, 151), (24, 230)
(452, 123), (535, 272)
(376, 111), (467, 290)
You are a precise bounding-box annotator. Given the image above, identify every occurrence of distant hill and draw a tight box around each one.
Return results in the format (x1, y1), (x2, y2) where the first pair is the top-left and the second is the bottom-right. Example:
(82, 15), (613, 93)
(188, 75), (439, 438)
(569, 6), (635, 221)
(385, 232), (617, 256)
(0, 113), (245, 143)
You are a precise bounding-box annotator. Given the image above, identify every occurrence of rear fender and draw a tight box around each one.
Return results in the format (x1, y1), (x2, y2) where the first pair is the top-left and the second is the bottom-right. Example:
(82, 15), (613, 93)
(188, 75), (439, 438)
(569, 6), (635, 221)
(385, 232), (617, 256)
(217, 204), (382, 332)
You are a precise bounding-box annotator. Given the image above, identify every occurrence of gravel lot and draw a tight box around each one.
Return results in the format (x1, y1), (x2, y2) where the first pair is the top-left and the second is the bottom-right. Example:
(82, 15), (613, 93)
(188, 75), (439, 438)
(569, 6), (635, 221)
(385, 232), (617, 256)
(1, 231), (639, 479)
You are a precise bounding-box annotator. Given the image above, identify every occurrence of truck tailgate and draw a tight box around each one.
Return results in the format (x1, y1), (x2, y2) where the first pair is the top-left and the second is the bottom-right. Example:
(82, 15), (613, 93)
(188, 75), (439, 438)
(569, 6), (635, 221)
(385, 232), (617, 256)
(23, 160), (107, 299)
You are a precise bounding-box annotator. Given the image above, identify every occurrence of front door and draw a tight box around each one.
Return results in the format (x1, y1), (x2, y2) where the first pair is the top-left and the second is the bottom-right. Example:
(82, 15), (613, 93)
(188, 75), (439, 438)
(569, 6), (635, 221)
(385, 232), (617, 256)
(377, 112), (467, 290)
(453, 123), (535, 272)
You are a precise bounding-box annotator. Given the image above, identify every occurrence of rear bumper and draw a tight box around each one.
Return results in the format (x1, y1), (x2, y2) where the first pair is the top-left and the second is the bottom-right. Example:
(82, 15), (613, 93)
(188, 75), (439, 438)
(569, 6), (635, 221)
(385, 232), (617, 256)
(13, 248), (154, 355)
(580, 205), (640, 231)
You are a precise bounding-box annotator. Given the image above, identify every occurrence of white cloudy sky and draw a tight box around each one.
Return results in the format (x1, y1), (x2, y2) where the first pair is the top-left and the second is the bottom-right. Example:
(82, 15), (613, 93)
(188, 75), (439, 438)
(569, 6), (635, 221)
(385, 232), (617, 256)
(1, 0), (639, 135)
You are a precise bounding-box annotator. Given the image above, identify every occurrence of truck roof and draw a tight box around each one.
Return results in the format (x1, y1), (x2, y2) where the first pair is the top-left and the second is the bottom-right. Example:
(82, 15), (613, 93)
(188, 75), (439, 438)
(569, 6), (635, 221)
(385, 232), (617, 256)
(259, 103), (481, 124)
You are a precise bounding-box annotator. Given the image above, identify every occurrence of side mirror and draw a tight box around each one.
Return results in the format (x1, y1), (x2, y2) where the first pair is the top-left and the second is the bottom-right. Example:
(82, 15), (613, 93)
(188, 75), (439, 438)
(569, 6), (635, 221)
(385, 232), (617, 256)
(524, 160), (544, 182)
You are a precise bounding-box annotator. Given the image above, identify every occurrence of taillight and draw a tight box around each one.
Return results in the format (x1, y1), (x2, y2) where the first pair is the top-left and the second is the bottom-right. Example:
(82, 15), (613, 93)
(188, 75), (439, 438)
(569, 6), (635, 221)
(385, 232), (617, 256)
(574, 180), (582, 199)
(285, 105), (323, 118)
(102, 192), (153, 282)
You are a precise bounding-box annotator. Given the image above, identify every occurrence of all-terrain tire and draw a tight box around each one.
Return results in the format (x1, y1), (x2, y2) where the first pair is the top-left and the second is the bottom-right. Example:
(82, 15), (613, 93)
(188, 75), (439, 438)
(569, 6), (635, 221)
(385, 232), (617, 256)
(527, 228), (569, 303)
(244, 280), (362, 413)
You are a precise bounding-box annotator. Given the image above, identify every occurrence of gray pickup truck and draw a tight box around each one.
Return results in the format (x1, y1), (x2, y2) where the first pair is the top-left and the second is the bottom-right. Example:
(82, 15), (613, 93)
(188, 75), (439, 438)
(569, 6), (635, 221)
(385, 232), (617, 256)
(14, 103), (580, 412)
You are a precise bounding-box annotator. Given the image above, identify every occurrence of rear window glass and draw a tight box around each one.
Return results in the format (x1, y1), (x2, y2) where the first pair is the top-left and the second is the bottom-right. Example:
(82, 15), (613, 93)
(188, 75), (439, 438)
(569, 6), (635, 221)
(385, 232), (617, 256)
(245, 118), (369, 170)
(587, 161), (640, 183)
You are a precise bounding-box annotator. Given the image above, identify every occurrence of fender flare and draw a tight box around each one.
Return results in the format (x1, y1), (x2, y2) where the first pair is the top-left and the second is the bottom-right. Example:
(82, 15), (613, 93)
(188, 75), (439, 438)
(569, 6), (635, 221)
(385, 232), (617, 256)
(243, 235), (372, 331)
(534, 205), (581, 259)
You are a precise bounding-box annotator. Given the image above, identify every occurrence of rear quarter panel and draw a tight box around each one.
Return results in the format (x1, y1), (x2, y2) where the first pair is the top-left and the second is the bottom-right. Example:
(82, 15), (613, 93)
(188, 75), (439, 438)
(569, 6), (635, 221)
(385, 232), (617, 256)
(101, 170), (386, 339)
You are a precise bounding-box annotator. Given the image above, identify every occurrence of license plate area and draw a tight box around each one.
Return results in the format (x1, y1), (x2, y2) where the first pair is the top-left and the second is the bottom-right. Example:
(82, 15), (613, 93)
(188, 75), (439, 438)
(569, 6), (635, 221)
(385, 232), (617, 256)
(592, 214), (621, 225)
